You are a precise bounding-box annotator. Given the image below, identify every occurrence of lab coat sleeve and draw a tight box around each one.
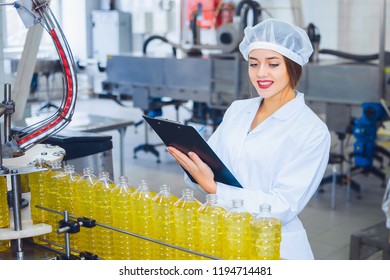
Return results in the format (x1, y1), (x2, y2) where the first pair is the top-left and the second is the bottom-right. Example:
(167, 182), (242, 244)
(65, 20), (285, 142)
(183, 102), (238, 197)
(216, 126), (331, 224)
(184, 173), (209, 196)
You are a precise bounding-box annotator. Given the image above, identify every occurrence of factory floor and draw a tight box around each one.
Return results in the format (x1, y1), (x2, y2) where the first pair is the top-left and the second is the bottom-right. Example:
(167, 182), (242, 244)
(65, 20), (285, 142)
(24, 73), (388, 260)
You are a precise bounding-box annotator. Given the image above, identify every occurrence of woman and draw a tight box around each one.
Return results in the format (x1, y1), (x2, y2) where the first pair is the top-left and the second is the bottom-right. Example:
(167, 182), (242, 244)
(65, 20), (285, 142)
(167, 18), (331, 260)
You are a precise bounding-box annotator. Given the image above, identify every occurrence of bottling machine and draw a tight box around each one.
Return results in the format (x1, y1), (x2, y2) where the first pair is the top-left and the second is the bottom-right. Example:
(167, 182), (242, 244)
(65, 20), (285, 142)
(0, 0), (77, 259)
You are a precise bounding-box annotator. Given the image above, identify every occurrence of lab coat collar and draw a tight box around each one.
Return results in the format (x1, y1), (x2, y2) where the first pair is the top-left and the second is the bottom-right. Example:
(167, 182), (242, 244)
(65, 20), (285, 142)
(253, 91), (305, 122)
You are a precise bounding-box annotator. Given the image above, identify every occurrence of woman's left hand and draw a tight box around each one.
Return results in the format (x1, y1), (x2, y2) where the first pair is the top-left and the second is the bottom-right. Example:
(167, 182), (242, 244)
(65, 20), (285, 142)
(166, 146), (217, 193)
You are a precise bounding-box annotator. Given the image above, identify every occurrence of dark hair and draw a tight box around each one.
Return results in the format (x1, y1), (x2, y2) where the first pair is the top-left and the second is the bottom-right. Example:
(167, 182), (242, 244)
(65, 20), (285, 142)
(283, 56), (302, 88)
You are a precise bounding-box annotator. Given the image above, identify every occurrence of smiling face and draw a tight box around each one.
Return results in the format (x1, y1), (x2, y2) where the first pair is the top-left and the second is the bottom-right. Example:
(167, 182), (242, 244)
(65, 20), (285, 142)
(248, 49), (293, 100)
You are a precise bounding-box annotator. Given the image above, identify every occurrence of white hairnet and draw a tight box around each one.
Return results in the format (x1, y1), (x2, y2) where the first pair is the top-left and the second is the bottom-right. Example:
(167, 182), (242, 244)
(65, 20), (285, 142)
(239, 18), (313, 66)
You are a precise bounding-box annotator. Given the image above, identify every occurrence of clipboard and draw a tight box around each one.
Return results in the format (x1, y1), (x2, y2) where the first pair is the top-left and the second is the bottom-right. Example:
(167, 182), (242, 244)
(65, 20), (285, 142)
(143, 115), (242, 188)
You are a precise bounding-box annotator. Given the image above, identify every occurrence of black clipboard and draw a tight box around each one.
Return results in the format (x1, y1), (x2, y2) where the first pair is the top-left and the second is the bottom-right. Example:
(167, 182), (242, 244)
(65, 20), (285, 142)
(143, 115), (242, 188)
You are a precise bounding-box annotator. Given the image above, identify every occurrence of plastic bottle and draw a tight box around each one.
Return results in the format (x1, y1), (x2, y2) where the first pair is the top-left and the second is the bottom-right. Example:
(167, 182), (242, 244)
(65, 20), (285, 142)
(28, 159), (50, 244)
(222, 199), (253, 260)
(45, 160), (65, 247)
(58, 165), (81, 250)
(0, 176), (10, 252)
(93, 171), (116, 259)
(131, 180), (154, 260)
(173, 189), (202, 260)
(197, 194), (226, 259)
(60, 165), (81, 216)
(111, 176), (135, 260)
(151, 184), (178, 260)
(75, 167), (98, 253)
(251, 204), (282, 260)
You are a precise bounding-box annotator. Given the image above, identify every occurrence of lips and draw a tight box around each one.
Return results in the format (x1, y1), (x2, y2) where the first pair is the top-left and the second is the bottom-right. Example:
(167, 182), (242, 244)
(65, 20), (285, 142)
(257, 80), (273, 89)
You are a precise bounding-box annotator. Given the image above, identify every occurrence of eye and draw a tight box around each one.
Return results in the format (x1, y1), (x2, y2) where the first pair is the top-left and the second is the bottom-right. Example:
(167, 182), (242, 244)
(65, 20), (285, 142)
(249, 63), (258, 67)
(269, 63), (279, 68)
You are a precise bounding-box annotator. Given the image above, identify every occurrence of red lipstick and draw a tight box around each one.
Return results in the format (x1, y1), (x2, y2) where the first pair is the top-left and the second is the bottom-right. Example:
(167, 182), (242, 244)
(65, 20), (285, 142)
(257, 80), (273, 89)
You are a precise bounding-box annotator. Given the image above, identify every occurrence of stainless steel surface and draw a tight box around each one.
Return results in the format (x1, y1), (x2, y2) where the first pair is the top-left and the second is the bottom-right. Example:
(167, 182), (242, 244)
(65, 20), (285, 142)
(16, 113), (134, 177)
(10, 172), (23, 258)
(67, 113), (134, 177)
(10, 58), (62, 74)
(379, 0), (387, 99)
(4, 83), (12, 143)
(63, 211), (71, 259)
(67, 113), (134, 133)
(103, 53), (388, 127)
(0, 240), (57, 260)
(104, 53), (252, 110)
(299, 61), (384, 105)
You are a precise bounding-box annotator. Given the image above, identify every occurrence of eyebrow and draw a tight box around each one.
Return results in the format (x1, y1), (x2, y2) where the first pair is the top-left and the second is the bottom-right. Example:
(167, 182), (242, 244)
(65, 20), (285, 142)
(248, 56), (281, 61)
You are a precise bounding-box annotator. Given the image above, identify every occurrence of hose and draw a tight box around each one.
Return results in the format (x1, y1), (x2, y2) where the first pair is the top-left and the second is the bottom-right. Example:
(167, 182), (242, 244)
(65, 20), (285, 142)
(142, 35), (177, 57)
(319, 49), (389, 63)
(235, 0), (261, 28)
(11, 0), (78, 152)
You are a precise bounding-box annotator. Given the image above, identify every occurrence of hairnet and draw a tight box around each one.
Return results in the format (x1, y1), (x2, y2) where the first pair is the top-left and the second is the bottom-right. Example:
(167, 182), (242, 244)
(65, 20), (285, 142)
(239, 18), (313, 66)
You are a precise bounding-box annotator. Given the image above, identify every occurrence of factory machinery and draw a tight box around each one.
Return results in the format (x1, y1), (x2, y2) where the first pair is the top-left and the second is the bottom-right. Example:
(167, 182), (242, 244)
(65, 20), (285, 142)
(0, 0), (389, 260)
(102, 0), (390, 118)
(102, 0), (390, 194)
(0, 0), (77, 259)
(0, 0), (233, 261)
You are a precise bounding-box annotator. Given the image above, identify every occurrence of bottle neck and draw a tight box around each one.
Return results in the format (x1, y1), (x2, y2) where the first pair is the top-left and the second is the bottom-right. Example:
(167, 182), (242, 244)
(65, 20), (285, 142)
(64, 165), (75, 174)
(182, 189), (195, 200)
(51, 160), (63, 171)
(230, 199), (247, 213)
(259, 204), (272, 216)
(159, 184), (171, 196)
(83, 167), (94, 177)
(206, 194), (218, 205)
(98, 171), (110, 180)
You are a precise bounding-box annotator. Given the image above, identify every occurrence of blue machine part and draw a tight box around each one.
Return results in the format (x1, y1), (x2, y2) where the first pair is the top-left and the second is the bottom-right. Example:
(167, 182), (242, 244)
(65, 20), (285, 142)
(352, 102), (387, 167)
(147, 98), (163, 118)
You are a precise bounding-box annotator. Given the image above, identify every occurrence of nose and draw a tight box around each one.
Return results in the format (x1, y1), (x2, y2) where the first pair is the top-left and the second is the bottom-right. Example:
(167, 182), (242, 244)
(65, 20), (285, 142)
(256, 64), (268, 77)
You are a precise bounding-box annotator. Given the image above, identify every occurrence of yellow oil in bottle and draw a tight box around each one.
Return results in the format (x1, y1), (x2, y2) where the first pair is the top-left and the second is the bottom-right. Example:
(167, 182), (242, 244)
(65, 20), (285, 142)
(28, 159), (50, 244)
(45, 160), (66, 248)
(151, 184), (178, 260)
(59, 165), (81, 250)
(75, 167), (98, 253)
(111, 176), (135, 260)
(197, 194), (226, 259)
(0, 176), (10, 252)
(222, 199), (253, 260)
(60, 165), (80, 216)
(94, 171), (116, 259)
(131, 181), (154, 260)
(251, 204), (282, 260)
(173, 189), (202, 260)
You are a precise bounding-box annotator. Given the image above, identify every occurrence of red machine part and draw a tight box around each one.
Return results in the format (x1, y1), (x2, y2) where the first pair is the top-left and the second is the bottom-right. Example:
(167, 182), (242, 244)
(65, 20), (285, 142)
(186, 0), (226, 29)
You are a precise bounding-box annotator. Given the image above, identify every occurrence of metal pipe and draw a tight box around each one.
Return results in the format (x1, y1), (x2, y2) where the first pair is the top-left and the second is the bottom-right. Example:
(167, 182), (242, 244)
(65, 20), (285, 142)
(63, 211), (71, 259)
(378, 0), (387, 99)
(36, 205), (221, 260)
(4, 83), (12, 142)
(180, 0), (186, 45)
(11, 170), (23, 259)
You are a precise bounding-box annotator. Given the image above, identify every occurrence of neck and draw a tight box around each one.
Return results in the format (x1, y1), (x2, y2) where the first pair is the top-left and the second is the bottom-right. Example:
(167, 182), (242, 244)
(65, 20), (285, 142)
(261, 88), (295, 113)
(250, 88), (295, 131)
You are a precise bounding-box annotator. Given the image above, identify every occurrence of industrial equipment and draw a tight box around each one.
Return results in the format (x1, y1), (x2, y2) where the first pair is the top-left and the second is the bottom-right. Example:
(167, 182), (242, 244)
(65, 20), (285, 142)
(0, 0), (78, 259)
(91, 10), (132, 65)
(100, 0), (389, 173)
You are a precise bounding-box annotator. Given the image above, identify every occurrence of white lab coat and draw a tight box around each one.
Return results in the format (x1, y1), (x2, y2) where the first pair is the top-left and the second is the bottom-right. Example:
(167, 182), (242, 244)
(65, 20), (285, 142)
(185, 92), (331, 260)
